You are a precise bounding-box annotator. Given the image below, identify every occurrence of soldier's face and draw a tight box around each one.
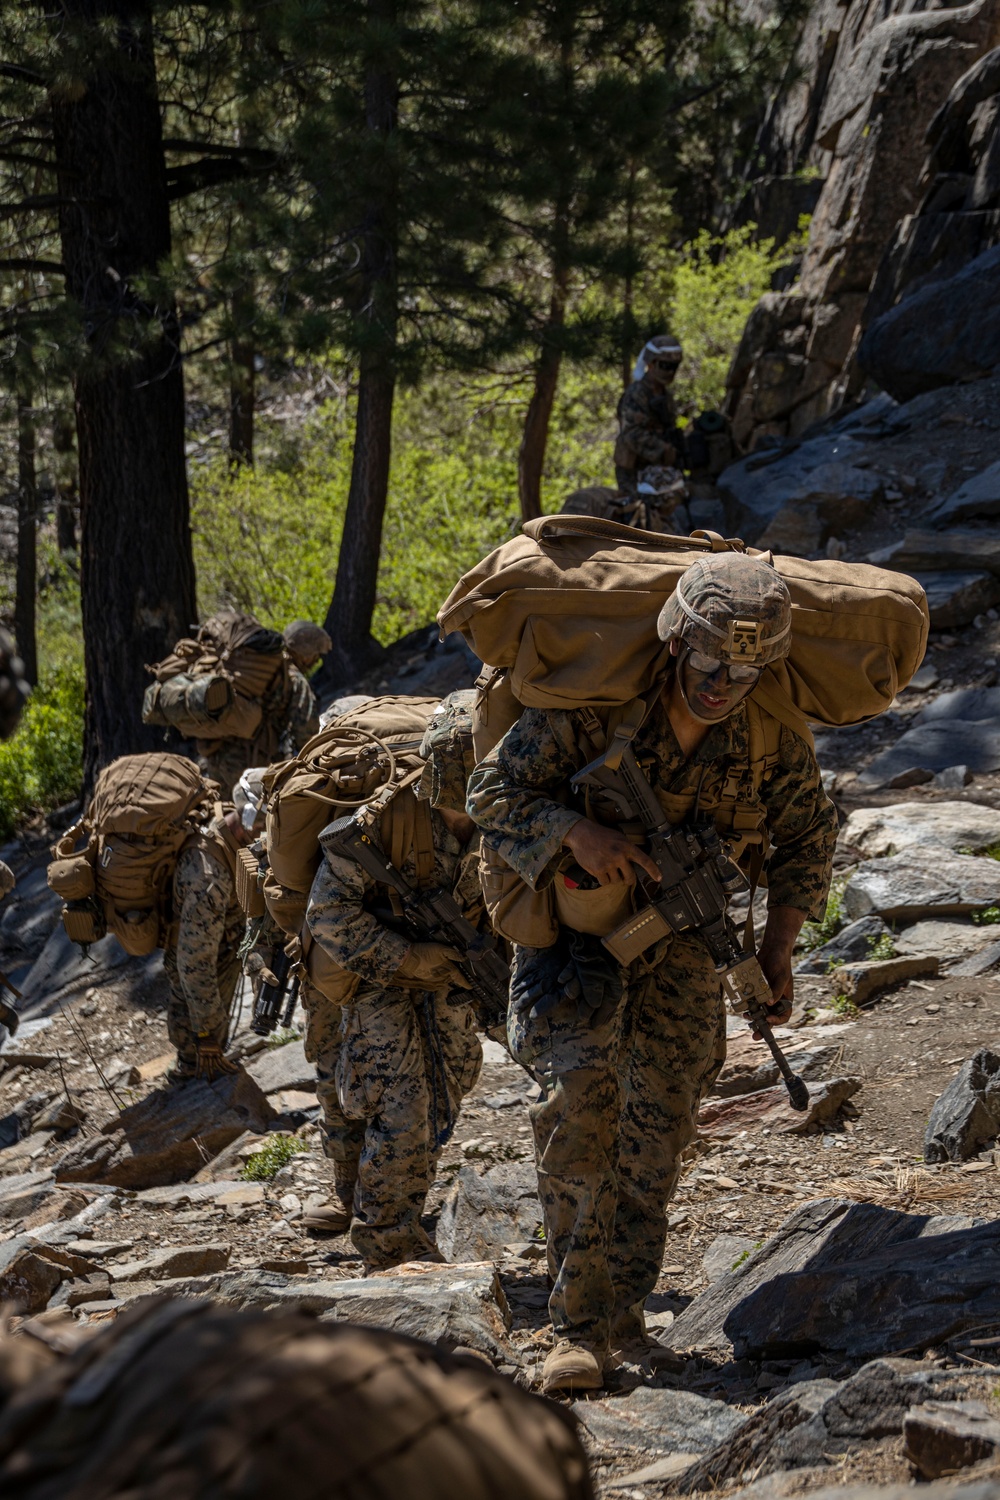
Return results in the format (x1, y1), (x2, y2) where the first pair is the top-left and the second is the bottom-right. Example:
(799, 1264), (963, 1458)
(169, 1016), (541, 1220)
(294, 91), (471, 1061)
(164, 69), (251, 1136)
(673, 642), (756, 721)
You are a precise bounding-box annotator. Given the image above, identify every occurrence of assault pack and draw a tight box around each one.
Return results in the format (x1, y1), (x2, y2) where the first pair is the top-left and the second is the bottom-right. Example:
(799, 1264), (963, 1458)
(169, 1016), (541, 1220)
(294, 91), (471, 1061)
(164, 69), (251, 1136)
(48, 754), (221, 955)
(258, 695), (442, 1005)
(438, 515), (929, 946)
(142, 610), (291, 756)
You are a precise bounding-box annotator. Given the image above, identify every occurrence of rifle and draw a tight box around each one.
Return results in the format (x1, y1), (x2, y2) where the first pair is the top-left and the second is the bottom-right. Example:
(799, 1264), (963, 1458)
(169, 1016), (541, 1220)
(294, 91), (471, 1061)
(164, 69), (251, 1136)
(251, 945), (299, 1036)
(320, 810), (509, 1029)
(571, 744), (809, 1111)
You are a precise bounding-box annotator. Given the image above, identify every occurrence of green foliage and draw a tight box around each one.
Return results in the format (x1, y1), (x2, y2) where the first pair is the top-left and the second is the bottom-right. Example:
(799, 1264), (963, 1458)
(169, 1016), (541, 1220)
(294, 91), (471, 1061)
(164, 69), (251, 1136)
(0, 566), (84, 840)
(799, 878), (846, 953)
(973, 906), (1000, 926)
(241, 1134), (308, 1181)
(980, 843), (1000, 862)
(266, 1028), (300, 1050)
(829, 992), (859, 1018)
(867, 931), (897, 962)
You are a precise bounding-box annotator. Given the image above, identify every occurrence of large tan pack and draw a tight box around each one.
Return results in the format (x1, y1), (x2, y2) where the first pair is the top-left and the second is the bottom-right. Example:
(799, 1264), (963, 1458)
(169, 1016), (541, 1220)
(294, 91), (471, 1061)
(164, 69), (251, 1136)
(439, 516), (928, 948)
(48, 754), (217, 956)
(142, 610), (290, 747)
(438, 516), (929, 736)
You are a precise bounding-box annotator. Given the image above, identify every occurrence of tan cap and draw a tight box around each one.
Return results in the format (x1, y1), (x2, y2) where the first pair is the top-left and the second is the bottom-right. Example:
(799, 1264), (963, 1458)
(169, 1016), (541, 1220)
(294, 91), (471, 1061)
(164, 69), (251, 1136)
(656, 553), (792, 666)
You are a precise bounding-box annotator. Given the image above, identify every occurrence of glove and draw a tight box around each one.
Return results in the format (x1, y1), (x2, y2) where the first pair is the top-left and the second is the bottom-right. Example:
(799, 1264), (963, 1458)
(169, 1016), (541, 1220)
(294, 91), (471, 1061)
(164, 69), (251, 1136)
(392, 941), (471, 991)
(195, 1036), (239, 1081)
(510, 941), (569, 1020)
(557, 932), (626, 1028)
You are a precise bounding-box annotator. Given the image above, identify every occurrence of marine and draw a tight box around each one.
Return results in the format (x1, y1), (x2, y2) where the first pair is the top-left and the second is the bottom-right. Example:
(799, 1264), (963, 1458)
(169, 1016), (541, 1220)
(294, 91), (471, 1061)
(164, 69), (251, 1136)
(466, 553), (838, 1393)
(613, 333), (685, 494)
(305, 693), (486, 1270)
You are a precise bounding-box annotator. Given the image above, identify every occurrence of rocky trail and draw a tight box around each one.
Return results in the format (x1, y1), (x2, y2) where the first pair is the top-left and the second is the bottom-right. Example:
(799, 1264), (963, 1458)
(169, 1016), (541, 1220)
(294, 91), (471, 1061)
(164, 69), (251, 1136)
(6, 378), (1000, 1491)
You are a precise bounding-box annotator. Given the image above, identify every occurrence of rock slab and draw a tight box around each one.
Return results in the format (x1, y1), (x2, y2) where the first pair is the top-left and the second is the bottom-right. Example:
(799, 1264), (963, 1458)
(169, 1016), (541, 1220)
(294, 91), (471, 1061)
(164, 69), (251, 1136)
(438, 1161), (542, 1263)
(574, 1386), (746, 1458)
(843, 853), (1000, 922)
(246, 1039), (316, 1096)
(924, 1049), (1000, 1164)
(903, 1400), (1000, 1479)
(841, 802), (1000, 859)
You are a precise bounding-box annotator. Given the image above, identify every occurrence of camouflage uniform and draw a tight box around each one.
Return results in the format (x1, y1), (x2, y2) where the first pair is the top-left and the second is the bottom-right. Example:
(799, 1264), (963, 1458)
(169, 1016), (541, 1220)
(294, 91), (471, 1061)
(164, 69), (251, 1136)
(467, 692), (837, 1352)
(614, 378), (680, 493)
(198, 661), (318, 799)
(299, 970), (366, 1206)
(163, 823), (245, 1076)
(306, 804), (483, 1269)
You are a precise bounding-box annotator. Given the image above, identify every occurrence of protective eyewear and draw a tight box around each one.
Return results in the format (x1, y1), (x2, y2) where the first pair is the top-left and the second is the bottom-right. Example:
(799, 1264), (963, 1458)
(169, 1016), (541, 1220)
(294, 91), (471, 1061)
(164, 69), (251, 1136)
(687, 648), (763, 686)
(649, 358), (680, 373)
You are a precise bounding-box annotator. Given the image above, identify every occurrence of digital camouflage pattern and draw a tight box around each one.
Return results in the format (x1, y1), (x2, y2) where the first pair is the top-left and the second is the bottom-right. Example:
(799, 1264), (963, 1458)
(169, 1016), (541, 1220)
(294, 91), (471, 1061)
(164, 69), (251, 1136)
(467, 692), (836, 917)
(657, 553), (792, 665)
(300, 975), (366, 1207)
(613, 377), (680, 484)
(417, 689), (477, 814)
(163, 828), (244, 1074)
(306, 803), (484, 1268)
(508, 932), (725, 1350)
(467, 687), (837, 1349)
(197, 661), (318, 798)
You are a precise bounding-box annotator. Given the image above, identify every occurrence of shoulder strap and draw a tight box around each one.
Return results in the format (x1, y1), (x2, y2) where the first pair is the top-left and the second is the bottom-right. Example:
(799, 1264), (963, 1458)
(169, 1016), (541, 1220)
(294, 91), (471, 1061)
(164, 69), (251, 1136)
(751, 681), (815, 755)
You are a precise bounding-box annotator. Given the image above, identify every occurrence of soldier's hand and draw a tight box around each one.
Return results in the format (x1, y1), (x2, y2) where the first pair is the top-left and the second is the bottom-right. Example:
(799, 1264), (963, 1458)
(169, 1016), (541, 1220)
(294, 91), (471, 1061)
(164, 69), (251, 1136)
(393, 941), (471, 991)
(194, 1037), (239, 1081)
(563, 819), (660, 888)
(753, 909), (802, 1036)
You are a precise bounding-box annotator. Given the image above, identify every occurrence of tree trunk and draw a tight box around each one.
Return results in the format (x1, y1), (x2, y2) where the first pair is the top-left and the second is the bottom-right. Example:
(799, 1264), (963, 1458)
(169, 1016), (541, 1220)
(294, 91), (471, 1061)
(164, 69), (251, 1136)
(316, 0), (398, 696)
(15, 391), (37, 688)
(52, 407), (78, 553)
(229, 290), (255, 466)
(48, 0), (196, 786)
(622, 160), (638, 392)
(517, 257), (569, 524)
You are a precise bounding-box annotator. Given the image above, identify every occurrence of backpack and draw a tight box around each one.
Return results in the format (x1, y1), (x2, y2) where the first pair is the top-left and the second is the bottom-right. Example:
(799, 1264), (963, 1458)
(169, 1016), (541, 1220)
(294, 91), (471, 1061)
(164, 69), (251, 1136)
(142, 610), (291, 753)
(48, 754), (218, 956)
(439, 516), (929, 947)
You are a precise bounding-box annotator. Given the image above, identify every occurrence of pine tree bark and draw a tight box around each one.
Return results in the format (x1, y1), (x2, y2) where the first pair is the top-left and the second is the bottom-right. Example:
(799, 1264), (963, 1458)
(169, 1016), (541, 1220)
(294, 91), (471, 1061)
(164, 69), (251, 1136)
(517, 256), (569, 524)
(317, 0), (398, 694)
(15, 391), (37, 688)
(48, 0), (196, 786)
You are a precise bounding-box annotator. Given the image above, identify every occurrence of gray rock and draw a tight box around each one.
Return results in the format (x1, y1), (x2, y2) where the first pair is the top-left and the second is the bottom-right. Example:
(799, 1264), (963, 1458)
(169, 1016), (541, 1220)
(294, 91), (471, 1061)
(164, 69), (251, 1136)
(703, 1235), (756, 1284)
(926, 460), (1000, 527)
(951, 939), (1000, 977)
(664, 1199), (933, 1352)
(133, 1179), (248, 1208)
(904, 1400), (1000, 1479)
(437, 1161), (542, 1263)
(843, 853), (1000, 921)
(795, 916), (890, 975)
(217, 1262), (512, 1360)
(0, 1237), (92, 1314)
(677, 1360), (978, 1493)
(894, 919), (998, 967)
(917, 564), (1000, 630)
(917, 686), (1000, 725)
(836, 954), (939, 1005)
(573, 1386), (746, 1457)
(933, 766), (972, 790)
(712, 1044), (841, 1098)
(858, 244), (1000, 402)
(871, 531), (1000, 579)
(109, 1243), (231, 1282)
(841, 802), (1000, 859)
(0, 1089), (58, 1151)
(924, 1049), (1000, 1163)
(859, 725), (1000, 788)
(246, 1039), (315, 1096)
(0, 1169), (55, 1221)
(54, 1072), (276, 1189)
(724, 1220), (1000, 1360)
(688, 499), (728, 533)
(717, 435), (879, 544)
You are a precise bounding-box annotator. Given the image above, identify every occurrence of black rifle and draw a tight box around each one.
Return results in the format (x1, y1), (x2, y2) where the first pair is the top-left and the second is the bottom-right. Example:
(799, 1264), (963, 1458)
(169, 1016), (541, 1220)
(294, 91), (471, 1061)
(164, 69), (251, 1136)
(251, 946), (295, 1037)
(571, 744), (809, 1111)
(320, 811), (509, 1028)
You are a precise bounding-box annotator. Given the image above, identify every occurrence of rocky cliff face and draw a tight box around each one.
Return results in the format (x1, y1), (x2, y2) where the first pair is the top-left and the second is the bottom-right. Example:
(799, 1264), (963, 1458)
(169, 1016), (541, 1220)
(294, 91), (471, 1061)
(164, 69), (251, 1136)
(727, 0), (1000, 449)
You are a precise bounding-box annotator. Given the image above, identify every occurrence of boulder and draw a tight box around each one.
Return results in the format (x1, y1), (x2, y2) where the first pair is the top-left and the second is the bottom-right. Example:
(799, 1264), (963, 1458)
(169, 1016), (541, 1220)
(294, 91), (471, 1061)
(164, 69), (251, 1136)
(894, 919), (1000, 968)
(914, 572), (1000, 630)
(713, 1032), (841, 1097)
(859, 725), (1000, 788)
(951, 938), (1000, 976)
(246, 1039), (315, 1096)
(870, 531), (1000, 577)
(698, 1077), (860, 1140)
(841, 802), (1000, 859)
(437, 1161), (542, 1263)
(843, 853), (1000, 921)
(703, 1235), (757, 1284)
(217, 1261), (512, 1361)
(677, 1360), (978, 1493)
(0, 1169), (55, 1221)
(835, 954), (939, 1005)
(109, 1243), (231, 1282)
(858, 245), (1000, 402)
(572, 1386), (746, 1459)
(724, 1219), (1000, 1360)
(926, 460), (1000, 526)
(924, 1048), (1000, 1163)
(53, 1072), (276, 1189)
(664, 1199), (949, 1352)
(795, 916), (891, 976)
(918, 686), (1000, 726)
(0, 1237), (93, 1314)
(903, 1400), (1000, 1479)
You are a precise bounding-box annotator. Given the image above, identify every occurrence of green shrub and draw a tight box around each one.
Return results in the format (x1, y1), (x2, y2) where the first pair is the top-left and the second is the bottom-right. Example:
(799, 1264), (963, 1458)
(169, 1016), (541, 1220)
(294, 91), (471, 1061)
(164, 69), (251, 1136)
(867, 931), (896, 961)
(799, 878), (846, 952)
(241, 1134), (308, 1181)
(973, 906), (1000, 926)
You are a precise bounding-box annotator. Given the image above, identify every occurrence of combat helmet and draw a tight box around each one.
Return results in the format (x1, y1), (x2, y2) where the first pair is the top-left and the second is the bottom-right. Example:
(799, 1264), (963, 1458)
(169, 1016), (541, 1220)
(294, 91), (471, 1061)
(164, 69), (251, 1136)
(636, 332), (682, 379)
(656, 553), (792, 667)
(283, 620), (332, 671)
(417, 689), (476, 813)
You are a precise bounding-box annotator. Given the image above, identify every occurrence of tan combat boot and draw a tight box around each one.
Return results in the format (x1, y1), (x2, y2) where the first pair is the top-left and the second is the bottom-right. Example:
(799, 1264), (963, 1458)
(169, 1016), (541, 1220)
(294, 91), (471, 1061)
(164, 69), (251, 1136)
(300, 1201), (352, 1234)
(541, 1339), (605, 1395)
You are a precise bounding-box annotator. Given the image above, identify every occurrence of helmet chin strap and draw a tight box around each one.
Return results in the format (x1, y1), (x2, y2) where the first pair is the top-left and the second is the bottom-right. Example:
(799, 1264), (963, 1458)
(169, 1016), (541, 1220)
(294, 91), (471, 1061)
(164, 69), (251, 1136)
(675, 645), (738, 725)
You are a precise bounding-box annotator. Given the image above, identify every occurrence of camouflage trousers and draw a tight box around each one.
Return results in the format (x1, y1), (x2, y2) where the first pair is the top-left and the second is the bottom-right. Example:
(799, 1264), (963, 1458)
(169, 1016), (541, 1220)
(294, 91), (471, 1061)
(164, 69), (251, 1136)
(162, 945), (242, 1075)
(300, 978), (366, 1208)
(508, 932), (726, 1352)
(337, 988), (483, 1268)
